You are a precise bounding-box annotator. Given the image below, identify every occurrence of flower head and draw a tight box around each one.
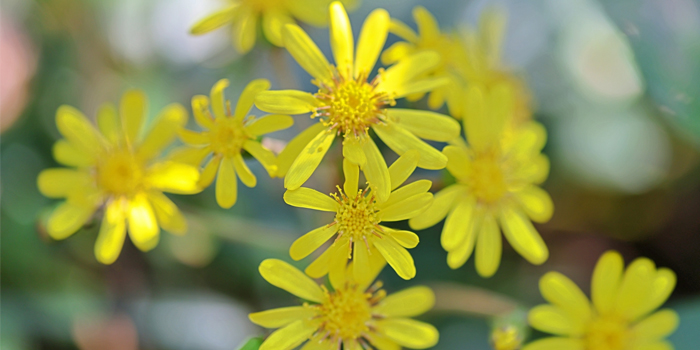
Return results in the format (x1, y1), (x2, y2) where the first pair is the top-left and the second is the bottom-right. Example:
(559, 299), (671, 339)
(285, 150), (431, 283)
(190, 0), (358, 53)
(169, 79), (292, 209)
(249, 258), (439, 350)
(409, 83), (552, 277)
(37, 91), (200, 264)
(523, 251), (678, 350)
(255, 1), (460, 202)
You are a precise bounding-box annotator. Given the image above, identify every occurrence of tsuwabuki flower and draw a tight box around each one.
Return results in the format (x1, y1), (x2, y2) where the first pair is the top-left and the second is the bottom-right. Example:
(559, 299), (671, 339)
(255, 1), (460, 203)
(284, 150), (432, 283)
(249, 258), (439, 350)
(190, 0), (358, 53)
(409, 83), (552, 277)
(169, 79), (292, 209)
(37, 91), (200, 264)
(524, 250), (678, 350)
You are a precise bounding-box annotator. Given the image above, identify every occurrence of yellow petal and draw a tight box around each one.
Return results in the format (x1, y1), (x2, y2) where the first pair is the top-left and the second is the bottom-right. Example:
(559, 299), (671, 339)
(234, 78), (271, 120)
(499, 206), (549, 265)
(413, 6), (440, 41)
(381, 179), (432, 210)
(632, 341), (674, 350)
(127, 194), (160, 252)
(246, 114), (293, 136)
(380, 41), (415, 66)
(388, 18), (419, 43)
(475, 214), (502, 277)
(233, 154), (256, 188)
(167, 146), (210, 167)
(387, 108), (460, 142)
(120, 90), (147, 145)
(381, 226), (419, 249)
(233, 6), (257, 53)
(190, 5), (236, 35)
(442, 196), (475, 251)
(515, 185), (553, 223)
(528, 304), (583, 336)
(305, 238), (348, 279)
(198, 156), (221, 188)
(352, 238), (372, 286)
(261, 9), (294, 47)
(38, 168), (91, 198)
(373, 122), (447, 170)
(276, 123), (327, 178)
(427, 87), (446, 110)
(539, 272), (592, 322)
(147, 161), (200, 194)
(255, 90), (317, 115)
(634, 268), (676, 319)
(409, 184), (465, 230)
(377, 318), (439, 349)
(632, 309), (679, 342)
(354, 8), (389, 77)
(284, 187), (338, 212)
(373, 234), (416, 280)
(249, 306), (317, 329)
(139, 104), (188, 159)
(374, 286), (434, 318)
(388, 149), (420, 190)
(282, 24), (332, 83)
(97, 103), (121, 145)
(258, 259), (324, 302)
(55, 105), (105, 157)
(178, 129), (209, 145)
(342, 136), (366, 166)
(446, 214), (480, 270)
(615, 257), (656, 319)
(343, 158), (359, 195)
(94, 201), (127, 265)
(521, 337), (585, 350)
(259, 320), (317, 350)
(442, 145), (471, 179)
(148, 191), (187, 235)
(191, 95), (215, 129)
(366, 331), (402, 350)
(378, 51), (440, 93)
(361, 137), (391, 203)
(285, 129), (335, 190)
(380, 192), (432, 222)
(210, 79), (229, 120)
(47, 201), (95, 240)
(391, 76), (449, 99)
(53, 140), (93, 167)
(479, 7), (506, 67)
(591, 250), (624, 315)
(215, 156), (237, 208)
(243, 140), (278, 177)
(290, 224), (339, 261)
(329, 1), (353, 77)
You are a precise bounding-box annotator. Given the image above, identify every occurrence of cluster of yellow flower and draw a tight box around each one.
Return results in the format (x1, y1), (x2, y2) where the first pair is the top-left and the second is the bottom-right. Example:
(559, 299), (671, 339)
(37, 1), (679, 349)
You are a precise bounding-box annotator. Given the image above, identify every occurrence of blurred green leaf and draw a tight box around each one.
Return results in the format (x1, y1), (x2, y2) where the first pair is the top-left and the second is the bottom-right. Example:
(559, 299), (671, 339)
(239, 336), (263, 350)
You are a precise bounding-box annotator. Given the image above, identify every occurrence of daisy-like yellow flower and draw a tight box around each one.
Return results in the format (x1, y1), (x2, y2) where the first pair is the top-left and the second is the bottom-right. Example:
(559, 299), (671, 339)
(255, 1), (460, 203)
(524, 250), (678, 350)
(381, 6), (464, 117)
(409, 83), (552, 277)
(170, 79), (292, 209)
(190, 0), (358, 53)
(249, 258), (439, 350)
(37, 91), (200, 264)
(285, 150), (431, 283)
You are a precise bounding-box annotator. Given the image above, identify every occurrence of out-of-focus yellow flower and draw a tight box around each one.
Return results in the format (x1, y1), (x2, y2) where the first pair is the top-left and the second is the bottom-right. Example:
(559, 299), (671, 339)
(249, 258), (439, 350)
(382, 6), (464, 117)
(169, 79), (292, 209)
(37, 91), (200, 264)
(255, 1), (460, 203)
(190, 0), (359, 53)
(492, 325), (523, 350)
(524, 251), (679, 350)
(409, 83), (552, 277)
(284, 150), (431, 283)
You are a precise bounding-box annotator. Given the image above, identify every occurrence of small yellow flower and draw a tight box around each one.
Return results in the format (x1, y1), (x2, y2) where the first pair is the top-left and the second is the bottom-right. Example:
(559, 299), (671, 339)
(249, 258), (439, 350)
(37, 91), (200, 264)
(524, 250), (679, 350)
(255, 1), (460, 203)
(492, 325), (523, 350)
(190, 0), (358, 53)
(382, 6), (464, 117)
(169, 79), (292, 209)
(285, 150), (431, 283)
(409, 83), (552, 277)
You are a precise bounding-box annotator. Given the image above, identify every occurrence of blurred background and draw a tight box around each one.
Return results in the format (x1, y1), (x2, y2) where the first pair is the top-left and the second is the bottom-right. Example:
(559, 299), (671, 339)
(2, 0), (700, 349)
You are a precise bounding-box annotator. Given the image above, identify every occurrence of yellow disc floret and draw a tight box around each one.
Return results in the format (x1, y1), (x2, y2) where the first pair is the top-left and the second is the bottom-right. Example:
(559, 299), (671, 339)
(317, 284), (374, 340)
(332, 187), (380, 247)
(207, 118), (251, 158)
(461, 150), (509, 205)
(585, 315), (630, 350)
(96, 148), (146, 196)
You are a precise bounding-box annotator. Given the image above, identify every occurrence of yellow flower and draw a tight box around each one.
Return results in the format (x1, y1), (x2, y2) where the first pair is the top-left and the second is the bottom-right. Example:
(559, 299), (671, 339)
(249, 258), (439, 350)
(381, 6), (464, 117)
(169, 79), (292, 209)
(409, 83), (552, 277)
(492, 325), (523, 350)
(284, 150), (432, 283)
(524, 250), (679, 350)
(190, 0), (358, 53)
(255, 1), (460, 203)
(37, 91), (200, 264)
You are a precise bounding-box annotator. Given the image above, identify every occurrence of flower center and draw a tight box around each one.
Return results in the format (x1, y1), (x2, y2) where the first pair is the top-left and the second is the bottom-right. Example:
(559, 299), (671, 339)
(317, 284), (373, 340)
(314, 73), (394, 137)
(586, 315), (631, 350)
(96, 148), (146, 196)
(466, 151), (508, 204)
(333, 187), (381, 245)
(208, 118), (250, 158)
